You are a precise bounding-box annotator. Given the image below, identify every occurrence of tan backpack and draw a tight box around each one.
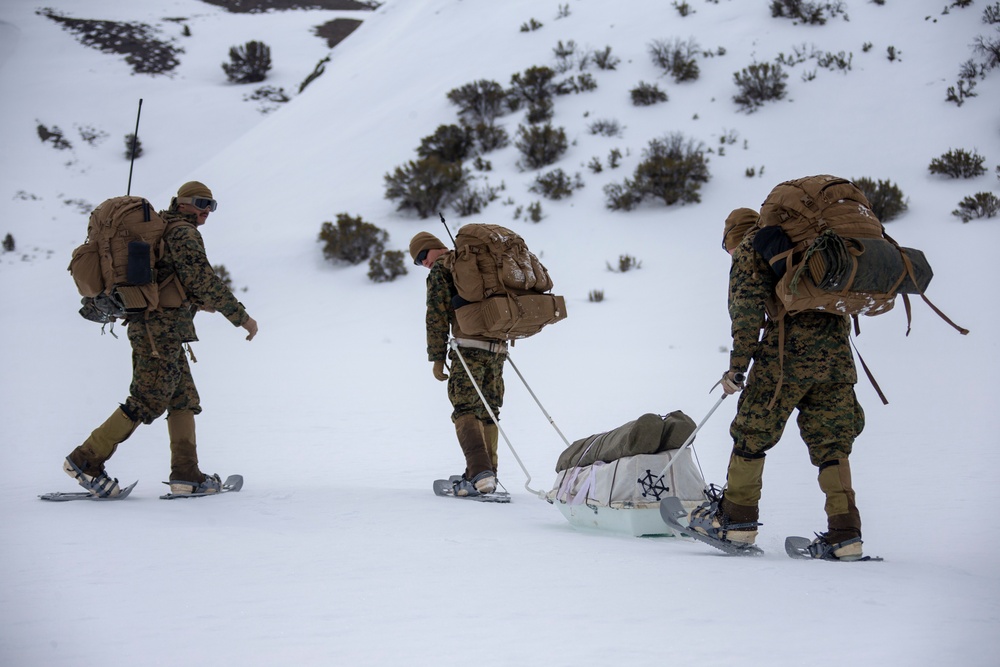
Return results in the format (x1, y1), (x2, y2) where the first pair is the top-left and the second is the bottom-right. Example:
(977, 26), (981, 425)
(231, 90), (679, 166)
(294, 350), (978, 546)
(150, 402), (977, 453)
(449, 223), (567, 340)
(754, 175), (968, 403)
(68, 196), (185, 323)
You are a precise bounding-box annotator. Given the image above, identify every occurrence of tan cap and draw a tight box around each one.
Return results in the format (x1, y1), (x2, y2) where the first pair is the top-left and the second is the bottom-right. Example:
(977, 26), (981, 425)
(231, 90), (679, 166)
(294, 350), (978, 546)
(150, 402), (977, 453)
(723, 208), (760, 252)
(409, 232), (447, 264)
(177, 181), (213, 199)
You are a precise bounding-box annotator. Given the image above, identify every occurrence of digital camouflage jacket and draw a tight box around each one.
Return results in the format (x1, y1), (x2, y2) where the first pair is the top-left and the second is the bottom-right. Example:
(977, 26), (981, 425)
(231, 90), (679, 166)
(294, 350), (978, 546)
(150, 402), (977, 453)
(424, 253), (491, 361)
(129, 209), (248, 343)
(729, 230), (857, 385)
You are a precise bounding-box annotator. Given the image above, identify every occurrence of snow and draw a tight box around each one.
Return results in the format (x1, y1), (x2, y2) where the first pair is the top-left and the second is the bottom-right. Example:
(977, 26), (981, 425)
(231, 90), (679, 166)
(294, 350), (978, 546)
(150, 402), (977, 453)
(1, 0), (998, 665)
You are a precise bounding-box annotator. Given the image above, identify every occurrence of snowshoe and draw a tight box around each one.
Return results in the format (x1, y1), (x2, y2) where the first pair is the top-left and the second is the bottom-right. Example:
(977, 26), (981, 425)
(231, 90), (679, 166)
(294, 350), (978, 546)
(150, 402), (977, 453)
(660, 495), (763, 557)
(785, 534), (882, 562)
(62, 456), (125, 498)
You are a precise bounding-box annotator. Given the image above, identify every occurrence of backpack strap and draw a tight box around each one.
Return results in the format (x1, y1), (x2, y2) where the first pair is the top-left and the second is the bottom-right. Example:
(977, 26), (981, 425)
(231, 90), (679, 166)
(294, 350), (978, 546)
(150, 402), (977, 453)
(766, 310), (890, 408)
(850, 337), (889, 405)
(767, 317), (786, 410)
(882, 230), (969, 336)
(158, 219), (194, 304)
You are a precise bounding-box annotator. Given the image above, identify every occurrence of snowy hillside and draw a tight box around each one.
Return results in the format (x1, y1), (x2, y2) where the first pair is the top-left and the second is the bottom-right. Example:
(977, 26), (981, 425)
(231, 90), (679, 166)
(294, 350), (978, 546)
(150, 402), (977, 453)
(1, 0), (999, 665)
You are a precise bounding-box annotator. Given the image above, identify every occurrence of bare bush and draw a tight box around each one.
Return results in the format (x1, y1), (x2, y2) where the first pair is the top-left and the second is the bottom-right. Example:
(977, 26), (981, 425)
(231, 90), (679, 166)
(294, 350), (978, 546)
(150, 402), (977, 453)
(384, 157), (470, 218)
(319, 214), (388, 265)
(733, 62), (788, 113)
(222, 40), (272, 84)
(928, 149), (988, 178)
(514, 123), (568, 170)
(953, 192), (1000, 222)
(648, 37), (701, 82)
(851, 177), (909, 222)
(604, 134), (710, 210)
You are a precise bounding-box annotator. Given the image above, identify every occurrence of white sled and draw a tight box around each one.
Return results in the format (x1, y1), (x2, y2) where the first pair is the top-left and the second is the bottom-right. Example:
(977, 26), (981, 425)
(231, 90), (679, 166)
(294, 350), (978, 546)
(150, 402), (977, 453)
(547, 450), (706, 537)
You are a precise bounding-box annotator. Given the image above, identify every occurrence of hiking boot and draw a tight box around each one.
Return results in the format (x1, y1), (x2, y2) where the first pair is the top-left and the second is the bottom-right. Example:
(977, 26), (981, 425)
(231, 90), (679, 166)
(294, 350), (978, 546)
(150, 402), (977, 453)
(62, 406), (139, 497)
(454, 415), (494, 483)
(805, 533), (864, 561)
(688, 493), (759, 545)
(472, 470), (497, 494)
(63, 456), (122, 498)
(452, 476), (478, 497)
(167, 473), (222, 496)
(451, 471), (497, 497)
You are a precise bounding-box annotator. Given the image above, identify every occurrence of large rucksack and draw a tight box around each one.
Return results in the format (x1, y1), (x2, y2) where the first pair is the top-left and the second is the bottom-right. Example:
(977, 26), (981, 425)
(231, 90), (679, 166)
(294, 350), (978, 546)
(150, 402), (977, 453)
(757, 175), (933, 318)
(753, 175), (968, 402)
(68, 196), (184, 323)
(448, 223), (567, 340)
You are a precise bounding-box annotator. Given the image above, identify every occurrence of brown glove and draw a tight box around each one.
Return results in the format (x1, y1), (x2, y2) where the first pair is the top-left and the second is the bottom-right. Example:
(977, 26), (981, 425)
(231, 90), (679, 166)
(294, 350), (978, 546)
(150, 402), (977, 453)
(720, 370), (745, 395)
(432, 360), (449, 381)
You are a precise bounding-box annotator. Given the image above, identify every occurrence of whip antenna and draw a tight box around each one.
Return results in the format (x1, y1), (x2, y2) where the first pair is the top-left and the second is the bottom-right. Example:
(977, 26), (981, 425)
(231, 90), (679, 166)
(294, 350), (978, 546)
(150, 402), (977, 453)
(126, 99), (143, 195)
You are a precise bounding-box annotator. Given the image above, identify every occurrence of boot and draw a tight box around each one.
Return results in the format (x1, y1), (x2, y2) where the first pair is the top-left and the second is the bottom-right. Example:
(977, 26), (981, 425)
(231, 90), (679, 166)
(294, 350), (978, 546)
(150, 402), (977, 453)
(483, 421), (499, 473)
(64, 407), (139, 497)
(167, 410), (217, 495)
(816, 459), (864, 560)
(688, 451), (766, 544)
(689, 492), (760, 545)
(453, 415), (495, 496)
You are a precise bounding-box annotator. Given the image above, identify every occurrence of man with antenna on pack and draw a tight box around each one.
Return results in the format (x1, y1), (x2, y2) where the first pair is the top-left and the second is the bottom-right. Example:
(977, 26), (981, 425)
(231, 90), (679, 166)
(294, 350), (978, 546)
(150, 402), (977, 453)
(63, 181), (259, 498)
(410, 231), (502, 497)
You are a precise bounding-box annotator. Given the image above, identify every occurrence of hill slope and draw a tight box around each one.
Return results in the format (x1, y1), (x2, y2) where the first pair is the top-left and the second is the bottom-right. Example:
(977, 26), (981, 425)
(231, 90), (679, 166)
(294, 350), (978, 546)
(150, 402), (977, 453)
(1, 1), (998, 665)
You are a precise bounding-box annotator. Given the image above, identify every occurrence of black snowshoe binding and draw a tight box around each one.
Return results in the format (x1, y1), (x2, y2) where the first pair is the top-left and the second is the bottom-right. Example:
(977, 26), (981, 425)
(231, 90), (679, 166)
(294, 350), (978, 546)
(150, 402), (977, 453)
(62, 456), (123, 498)
(685, 485), (763, 556)
(789, 533), (865, 561)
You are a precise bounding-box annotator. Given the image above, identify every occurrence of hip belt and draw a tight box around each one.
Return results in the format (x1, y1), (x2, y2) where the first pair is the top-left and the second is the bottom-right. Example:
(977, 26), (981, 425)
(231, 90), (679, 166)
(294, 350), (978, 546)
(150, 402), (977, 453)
(453, 337), (508, 355)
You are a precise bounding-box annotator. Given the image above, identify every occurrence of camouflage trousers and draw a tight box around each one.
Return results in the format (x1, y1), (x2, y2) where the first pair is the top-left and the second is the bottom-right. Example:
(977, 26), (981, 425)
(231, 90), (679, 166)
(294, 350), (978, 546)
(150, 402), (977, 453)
(447, 346), (505, 423)
(730, 375), (865, 467)
(124, 318), (201, 425)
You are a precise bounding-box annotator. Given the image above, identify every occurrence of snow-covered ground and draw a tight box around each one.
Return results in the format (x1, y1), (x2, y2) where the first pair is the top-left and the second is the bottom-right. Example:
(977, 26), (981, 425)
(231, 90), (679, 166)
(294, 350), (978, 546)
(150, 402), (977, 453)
(1, 1), (998, 665)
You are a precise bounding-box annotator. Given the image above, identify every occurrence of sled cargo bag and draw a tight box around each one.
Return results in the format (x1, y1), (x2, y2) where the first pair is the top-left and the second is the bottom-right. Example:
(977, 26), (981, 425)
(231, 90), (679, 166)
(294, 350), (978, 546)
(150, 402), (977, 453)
(555, 411), (694, 471)
(547, 412), (706, 536)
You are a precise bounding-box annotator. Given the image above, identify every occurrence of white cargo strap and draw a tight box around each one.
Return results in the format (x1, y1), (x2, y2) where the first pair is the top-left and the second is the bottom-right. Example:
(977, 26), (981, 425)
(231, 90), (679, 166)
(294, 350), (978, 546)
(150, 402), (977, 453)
(454, 337), (508, 355)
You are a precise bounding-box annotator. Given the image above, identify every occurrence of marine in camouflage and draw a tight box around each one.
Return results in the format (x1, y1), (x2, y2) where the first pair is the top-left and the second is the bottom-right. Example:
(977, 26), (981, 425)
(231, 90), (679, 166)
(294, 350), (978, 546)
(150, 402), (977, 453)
(66, 197), (254, 488)
(425, 255), (505, 421)
(121, 210), (249, 424)
(722, 228), (864, 542)
(423, 252), (505, 478)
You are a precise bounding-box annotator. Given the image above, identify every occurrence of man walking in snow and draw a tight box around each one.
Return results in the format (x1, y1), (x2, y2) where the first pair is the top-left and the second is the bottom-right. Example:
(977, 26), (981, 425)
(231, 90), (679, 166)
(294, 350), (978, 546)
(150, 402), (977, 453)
(410, 231), (501, 497)
(63, 181), (259, 497)
(686, 207), (867, 560)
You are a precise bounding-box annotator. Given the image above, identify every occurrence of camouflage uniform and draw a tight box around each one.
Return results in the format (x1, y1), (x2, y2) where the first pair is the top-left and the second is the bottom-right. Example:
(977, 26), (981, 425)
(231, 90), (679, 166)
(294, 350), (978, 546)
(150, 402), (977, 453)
(425, 253), (504, 477)
(124, 211), (249, 424)
(65, 205), (251, 488)
(722, 229), (864, 542)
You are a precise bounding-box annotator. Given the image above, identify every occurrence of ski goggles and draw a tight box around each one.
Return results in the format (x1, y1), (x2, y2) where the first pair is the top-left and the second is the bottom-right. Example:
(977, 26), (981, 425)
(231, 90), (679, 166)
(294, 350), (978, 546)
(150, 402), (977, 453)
(177, 196), (218, 212)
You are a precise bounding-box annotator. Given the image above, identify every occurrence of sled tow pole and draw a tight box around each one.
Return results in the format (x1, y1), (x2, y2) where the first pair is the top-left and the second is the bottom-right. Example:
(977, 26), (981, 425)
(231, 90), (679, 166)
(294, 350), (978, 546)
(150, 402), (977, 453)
(655, 374), (743, 484)
(449, 340), (546, 498)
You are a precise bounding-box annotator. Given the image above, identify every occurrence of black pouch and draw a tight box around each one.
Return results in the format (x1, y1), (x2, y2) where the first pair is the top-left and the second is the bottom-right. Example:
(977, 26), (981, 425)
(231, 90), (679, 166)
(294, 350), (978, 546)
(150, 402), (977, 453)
(126, 241), (152, 284)
(752, 227), (795, 278)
